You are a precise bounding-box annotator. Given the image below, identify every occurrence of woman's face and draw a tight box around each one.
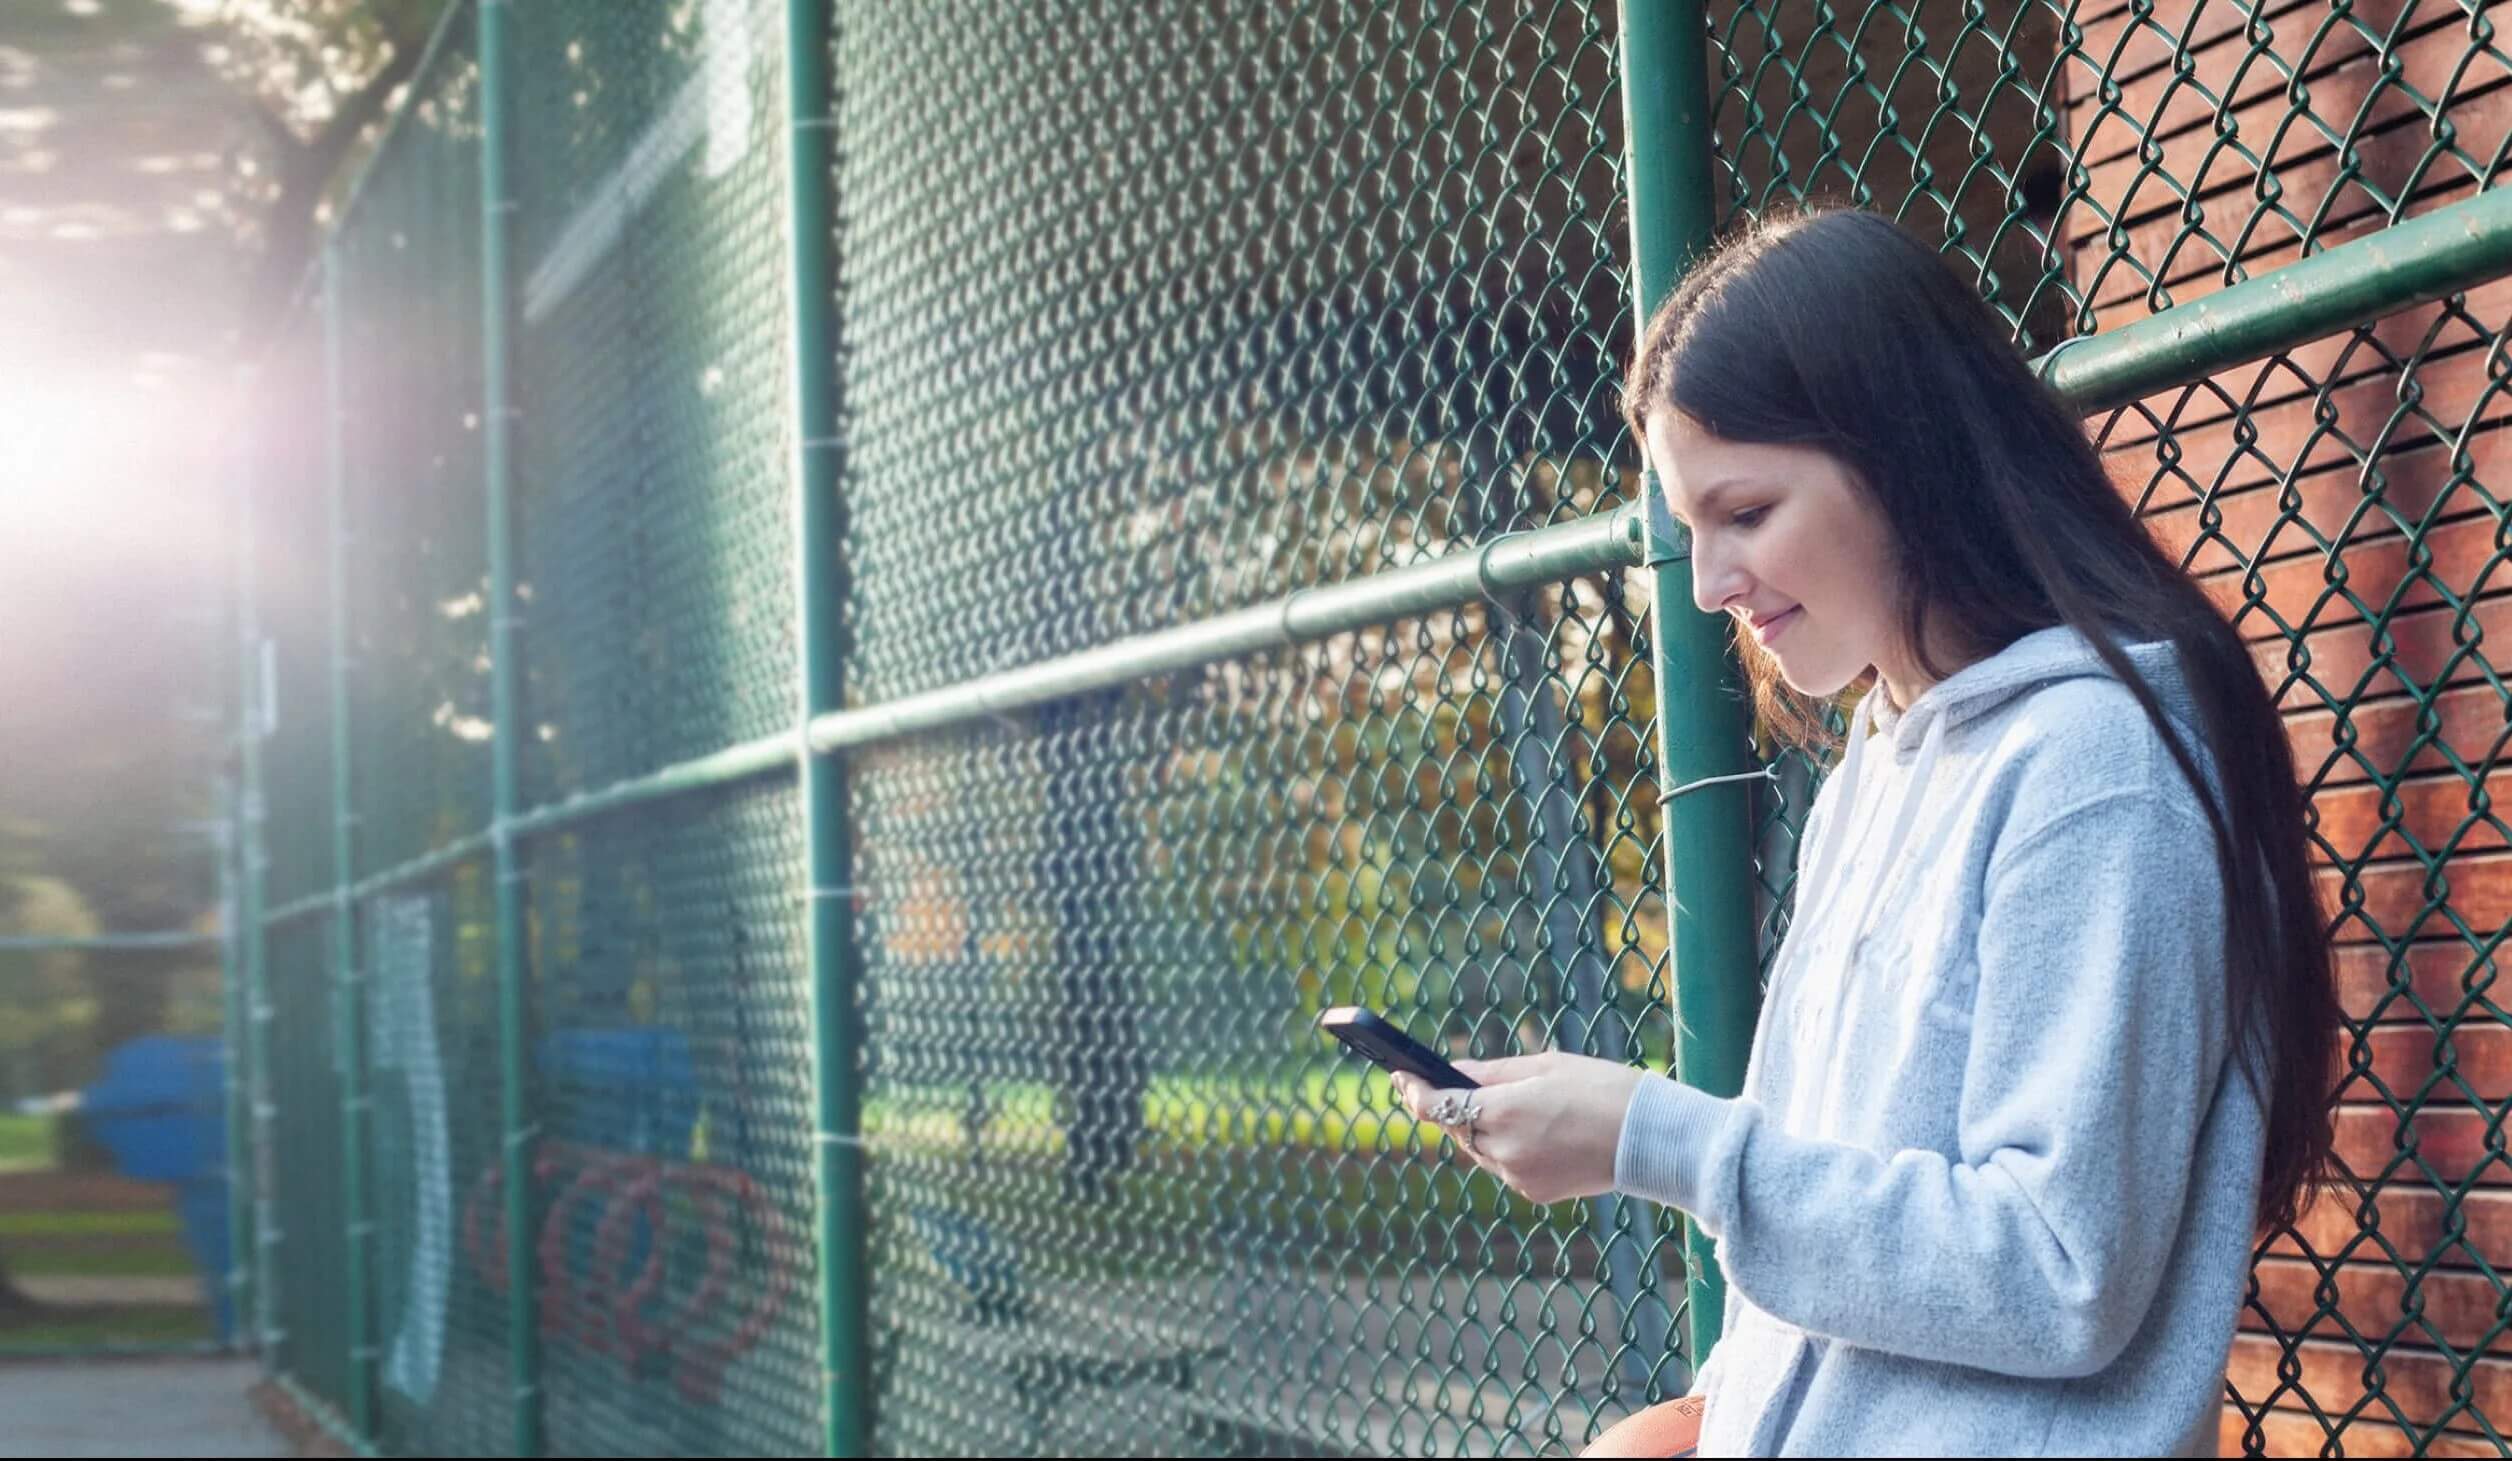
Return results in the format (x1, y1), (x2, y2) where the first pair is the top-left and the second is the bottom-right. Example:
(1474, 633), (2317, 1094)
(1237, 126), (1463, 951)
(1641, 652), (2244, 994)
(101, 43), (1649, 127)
(1644, 408), (1910, 701)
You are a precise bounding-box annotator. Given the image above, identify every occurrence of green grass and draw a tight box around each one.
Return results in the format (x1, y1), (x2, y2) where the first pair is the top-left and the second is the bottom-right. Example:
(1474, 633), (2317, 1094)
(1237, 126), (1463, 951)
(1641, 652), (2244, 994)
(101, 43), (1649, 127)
(3, 1237), (196, 1278)
(0, 1116), (53, 1174)
(0, 1209), (179, 1240)
(862, 1063), (1621, 1295)
(863, 1063), (1429, 1159)
(0, 1305), (213, 1349)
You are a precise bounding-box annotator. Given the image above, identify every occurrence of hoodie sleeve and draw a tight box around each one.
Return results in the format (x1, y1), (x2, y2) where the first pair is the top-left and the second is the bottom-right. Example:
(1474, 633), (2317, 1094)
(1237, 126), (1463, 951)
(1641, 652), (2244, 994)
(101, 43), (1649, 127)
(1613, 787), (2229, 1379)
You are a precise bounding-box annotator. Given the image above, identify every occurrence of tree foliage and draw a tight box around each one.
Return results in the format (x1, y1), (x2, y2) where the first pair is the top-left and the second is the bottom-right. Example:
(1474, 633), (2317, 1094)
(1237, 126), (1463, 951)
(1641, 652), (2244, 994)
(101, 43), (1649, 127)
(209, 0), (442, 318)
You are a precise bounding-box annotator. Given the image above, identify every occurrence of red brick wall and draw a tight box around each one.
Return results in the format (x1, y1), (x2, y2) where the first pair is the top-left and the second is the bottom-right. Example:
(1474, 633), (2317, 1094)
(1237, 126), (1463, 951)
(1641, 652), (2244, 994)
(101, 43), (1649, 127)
(2063, 2), (2512, 1452)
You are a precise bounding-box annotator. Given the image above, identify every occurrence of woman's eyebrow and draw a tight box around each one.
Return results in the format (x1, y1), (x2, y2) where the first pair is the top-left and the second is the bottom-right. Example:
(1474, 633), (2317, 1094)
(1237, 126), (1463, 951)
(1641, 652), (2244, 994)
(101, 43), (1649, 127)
(1669, 479), (1743, 527)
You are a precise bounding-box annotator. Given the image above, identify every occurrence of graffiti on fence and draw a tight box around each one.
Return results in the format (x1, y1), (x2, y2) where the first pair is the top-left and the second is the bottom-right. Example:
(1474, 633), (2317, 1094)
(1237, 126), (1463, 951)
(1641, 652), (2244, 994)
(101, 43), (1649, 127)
(460, 1141), (792, 1405)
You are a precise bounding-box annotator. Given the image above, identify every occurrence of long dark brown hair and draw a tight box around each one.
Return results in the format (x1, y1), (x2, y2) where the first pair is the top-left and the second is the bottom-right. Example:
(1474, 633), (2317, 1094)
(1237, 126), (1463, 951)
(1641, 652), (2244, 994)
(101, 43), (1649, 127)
(1623, 206), (2338, 1234)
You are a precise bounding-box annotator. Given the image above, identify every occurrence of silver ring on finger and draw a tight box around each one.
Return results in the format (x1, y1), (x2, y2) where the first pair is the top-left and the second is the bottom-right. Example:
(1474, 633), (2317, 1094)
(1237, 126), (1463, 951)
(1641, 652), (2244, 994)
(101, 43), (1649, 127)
(1432, 1092), (1484, 1153)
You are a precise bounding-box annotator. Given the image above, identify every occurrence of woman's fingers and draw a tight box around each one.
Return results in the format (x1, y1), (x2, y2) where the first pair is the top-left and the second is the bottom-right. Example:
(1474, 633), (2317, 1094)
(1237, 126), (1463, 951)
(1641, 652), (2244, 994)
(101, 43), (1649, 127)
(1390, 1070), (1532, 1186)
(1390, 1072), (1480, 1170)
(1453, 1052), (1555, 1085)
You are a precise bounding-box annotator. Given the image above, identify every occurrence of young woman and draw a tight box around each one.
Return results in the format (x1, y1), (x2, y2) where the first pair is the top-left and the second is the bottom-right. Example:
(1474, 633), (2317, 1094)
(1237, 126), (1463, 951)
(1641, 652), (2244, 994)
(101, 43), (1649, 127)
(1392, 208), (2339, 1457)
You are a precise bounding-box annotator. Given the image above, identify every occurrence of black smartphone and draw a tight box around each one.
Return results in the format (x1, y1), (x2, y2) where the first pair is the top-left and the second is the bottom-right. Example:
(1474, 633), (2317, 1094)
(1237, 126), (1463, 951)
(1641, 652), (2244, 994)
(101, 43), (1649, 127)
(1316, 1006), (1479, 1089)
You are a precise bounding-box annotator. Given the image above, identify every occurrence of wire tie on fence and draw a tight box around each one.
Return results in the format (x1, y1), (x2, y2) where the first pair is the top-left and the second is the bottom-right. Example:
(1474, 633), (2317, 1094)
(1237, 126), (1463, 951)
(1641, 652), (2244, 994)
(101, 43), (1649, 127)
(808, 884), (855, 901)
(1659, 766), (1779, 804)
(793, 116), (839, 132)
(505, 1124), (542, 1153)
(803, 435), (842, 450)
(350, 1344), (381, 1363)
(816, 1132), (867, 1149)
(489, 198), (521, 216)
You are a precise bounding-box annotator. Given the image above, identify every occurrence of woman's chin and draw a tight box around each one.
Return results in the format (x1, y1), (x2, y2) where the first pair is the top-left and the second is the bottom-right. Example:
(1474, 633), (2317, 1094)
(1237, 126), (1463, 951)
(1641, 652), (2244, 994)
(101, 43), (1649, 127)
(1778, 656), (1861, 701)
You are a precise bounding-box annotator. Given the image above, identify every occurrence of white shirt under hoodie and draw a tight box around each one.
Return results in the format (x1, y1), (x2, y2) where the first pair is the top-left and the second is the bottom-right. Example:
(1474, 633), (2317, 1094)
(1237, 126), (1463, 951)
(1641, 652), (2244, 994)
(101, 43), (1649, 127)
(1613, 625), (2267, 1456)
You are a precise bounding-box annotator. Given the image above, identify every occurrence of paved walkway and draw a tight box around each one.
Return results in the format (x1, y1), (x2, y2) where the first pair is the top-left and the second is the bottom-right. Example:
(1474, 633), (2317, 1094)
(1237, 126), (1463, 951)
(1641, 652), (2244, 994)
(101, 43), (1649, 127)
(0, 1358), (287, 1458)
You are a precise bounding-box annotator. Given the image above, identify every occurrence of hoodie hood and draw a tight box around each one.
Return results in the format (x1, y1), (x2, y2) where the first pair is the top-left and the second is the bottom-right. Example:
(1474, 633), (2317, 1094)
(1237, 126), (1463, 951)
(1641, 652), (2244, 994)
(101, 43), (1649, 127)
(1787, 626), (2199, 986)
(1869, 624), (2198, 757)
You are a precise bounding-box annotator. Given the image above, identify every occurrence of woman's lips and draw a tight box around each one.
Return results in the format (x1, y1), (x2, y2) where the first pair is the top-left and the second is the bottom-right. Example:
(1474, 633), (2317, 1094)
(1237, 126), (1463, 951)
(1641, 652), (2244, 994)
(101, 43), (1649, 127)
(1752, 607), (1800, 647)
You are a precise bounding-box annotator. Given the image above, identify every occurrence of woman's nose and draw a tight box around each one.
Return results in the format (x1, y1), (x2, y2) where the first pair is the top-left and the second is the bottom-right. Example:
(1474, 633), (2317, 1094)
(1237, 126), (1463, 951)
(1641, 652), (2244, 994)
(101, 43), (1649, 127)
(1690, 535), (1749, 616)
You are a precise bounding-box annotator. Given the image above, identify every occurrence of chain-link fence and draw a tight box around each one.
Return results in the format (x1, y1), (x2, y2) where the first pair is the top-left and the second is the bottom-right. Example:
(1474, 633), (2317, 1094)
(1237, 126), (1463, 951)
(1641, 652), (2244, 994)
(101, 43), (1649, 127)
(194, 0), (2512, 1456)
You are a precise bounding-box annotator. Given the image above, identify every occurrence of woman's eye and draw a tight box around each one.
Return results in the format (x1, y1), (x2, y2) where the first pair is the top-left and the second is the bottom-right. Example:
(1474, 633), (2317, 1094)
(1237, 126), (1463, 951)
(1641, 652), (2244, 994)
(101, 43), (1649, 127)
(1731, 506), (1769, 529)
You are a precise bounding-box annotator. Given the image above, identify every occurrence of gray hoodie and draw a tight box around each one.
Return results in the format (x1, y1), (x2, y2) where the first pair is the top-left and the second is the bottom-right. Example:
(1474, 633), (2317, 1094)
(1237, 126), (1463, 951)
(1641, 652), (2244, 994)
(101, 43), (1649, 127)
(1614, 626), (2266, 1457)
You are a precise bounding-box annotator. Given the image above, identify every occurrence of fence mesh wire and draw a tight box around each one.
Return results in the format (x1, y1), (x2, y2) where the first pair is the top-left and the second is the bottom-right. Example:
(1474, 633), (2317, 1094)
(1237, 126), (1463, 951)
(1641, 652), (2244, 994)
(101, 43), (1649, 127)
(199, 0), (2512, 1455)
(829, 3), (1684, 1452)
(510, 0), (796, 808)
(324, 10), (515, 1453)
(504, 0), (821, 1454)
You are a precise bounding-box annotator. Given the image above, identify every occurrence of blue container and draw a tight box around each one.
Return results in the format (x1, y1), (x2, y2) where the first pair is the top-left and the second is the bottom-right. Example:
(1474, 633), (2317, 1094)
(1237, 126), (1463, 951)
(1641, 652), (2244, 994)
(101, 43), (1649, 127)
(79, 1035), (232, 1343)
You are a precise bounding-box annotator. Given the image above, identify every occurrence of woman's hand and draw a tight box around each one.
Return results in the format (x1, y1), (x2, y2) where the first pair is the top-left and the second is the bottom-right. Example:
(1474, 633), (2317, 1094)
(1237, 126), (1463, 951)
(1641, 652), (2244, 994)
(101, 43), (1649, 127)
(1581, 1394), (1705, 1458)
(1390, 1052), (1646, 1205)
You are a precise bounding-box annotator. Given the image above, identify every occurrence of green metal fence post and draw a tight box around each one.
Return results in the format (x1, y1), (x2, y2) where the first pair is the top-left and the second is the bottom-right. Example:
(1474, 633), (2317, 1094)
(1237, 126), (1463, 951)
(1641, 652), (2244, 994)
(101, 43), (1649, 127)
(1617, 0), (1764, 1375)
(320, 241), (378, 1440)
(236, 407), (279, 1360)
(215, 763), (251, 1350)
(219, 439), (253, 1365)
(477, 1), (542, 1452)
(786, 3), (870, 1453)
(220, 428), (256, 1352)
